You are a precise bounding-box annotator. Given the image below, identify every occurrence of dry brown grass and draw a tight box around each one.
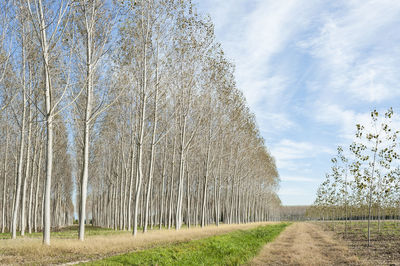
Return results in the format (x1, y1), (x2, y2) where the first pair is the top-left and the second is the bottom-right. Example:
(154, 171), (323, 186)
(0, 222), (273, 265)
(249, 222), (364, 266)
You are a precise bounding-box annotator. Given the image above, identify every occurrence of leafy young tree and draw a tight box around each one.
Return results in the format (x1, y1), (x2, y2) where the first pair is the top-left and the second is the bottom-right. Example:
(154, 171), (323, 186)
(350, 108), (398, 246)
(331, 146), (350, 236)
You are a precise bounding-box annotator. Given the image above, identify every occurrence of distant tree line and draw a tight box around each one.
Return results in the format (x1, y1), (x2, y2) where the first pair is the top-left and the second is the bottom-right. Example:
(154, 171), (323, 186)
(280, 206), (308, 221)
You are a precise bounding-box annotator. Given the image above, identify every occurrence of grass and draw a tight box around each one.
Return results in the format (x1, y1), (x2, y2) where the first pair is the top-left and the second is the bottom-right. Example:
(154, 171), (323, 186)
(0, 225), (125, 239)
(86, 223), (290, 265)
(0, 222), (275, 265)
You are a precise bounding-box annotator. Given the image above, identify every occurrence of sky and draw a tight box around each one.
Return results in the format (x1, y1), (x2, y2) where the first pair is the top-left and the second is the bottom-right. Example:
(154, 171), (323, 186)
(196, 0), (400, 205)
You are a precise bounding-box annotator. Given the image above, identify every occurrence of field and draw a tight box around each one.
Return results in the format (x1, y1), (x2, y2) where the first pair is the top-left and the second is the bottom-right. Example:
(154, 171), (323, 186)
(0, 226), (126, 240)
(321, 220), (400, 265)
(0, 223), (281, 265)
(3, 221), (400, 265)
(86, 223), (289, 265)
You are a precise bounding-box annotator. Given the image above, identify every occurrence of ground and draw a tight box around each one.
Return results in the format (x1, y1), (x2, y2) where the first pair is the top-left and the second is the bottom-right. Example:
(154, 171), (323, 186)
(0, 222), (273, 265)
(323, 220), (400, 265)
(250, 222), (363, 265)
(2, 222), (399, 265)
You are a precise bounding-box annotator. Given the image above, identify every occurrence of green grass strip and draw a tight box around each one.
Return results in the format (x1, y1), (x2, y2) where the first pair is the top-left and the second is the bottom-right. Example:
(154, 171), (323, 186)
(86, 223), (290, 266)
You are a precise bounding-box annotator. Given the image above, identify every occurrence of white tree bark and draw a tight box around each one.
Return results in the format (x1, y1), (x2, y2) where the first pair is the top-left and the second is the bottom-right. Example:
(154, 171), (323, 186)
(34, 142), (43, 233)
(1, 126), (8, 233)
(36, 0), (54, 245)
(11, 23), (26, 239)
(143, 49), (159, 233)
(28, 123), (39, 234)
(21, 83), (33, 236)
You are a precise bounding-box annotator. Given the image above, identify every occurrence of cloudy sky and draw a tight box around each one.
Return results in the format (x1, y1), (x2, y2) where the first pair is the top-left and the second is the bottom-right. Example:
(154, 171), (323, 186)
(196, 0), (400, 205)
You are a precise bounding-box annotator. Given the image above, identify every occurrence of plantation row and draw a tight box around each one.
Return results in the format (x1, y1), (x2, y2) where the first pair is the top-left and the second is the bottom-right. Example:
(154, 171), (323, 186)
(0, 0), (280, 245)
(309, 108), (400, 245)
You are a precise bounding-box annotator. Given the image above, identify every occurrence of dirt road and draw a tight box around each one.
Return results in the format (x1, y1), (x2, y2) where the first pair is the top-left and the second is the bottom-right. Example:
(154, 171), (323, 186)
(250, 222), (365, 266)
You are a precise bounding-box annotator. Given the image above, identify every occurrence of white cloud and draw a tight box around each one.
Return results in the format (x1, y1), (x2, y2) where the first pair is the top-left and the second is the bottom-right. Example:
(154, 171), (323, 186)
(314, 103), (400, 141)
(313, 103), (360, 139)
(280, 176), (319, 183)
(272, 139), (333, 161)
(257, 112), (296, 134)
(301, 0), (400, 103)
(198, 0), (321, 135)
(270, 139), (334, 173)
(197, 0), (400, 205)
(234, 0), (318, 108)
(278, 187), (308, 196)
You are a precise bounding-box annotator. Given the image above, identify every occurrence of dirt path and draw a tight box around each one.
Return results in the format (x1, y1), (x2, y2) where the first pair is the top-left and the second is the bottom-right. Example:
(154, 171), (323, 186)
(250, 222), (365, 266)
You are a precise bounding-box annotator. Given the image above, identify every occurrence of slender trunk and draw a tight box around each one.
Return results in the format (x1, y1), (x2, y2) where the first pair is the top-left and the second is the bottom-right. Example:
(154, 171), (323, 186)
(159, 140), (167, 230)
(12, 155), (18, 232)
(201, 127), (212, 228)
(118, 150), (124, 230)
(11, 24), (27, 240)
(377, 174), (382, 233)
(35, 0), (54, 246)
(21, 87), (33, 236)
(144, 75), (158, 233)
(168, 136), (176, 229)
(122, 149), (129, 230)
(195, 169), (201, 226)
(133, 1), (149, 237)
(34, 143), (43, 233)
(368, 140), (378, 247)
(28, 125), (39, 234)
(237, 178), (241, 224)
(175, 115), (186, 230)
(1, 127), (8, 233)
(127, 144), (135, 231)
(186, 164), (190, 228)
(113, 181), (117, 230)
(43, 112), (53, 246)
(215, 150), (222, 226)
(344, 168), (348, 238)
(133, 81), (146, 236)
(79, 11), (94, 241)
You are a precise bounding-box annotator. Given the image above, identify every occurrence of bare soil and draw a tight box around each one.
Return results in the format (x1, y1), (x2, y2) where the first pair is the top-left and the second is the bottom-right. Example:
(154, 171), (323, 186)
(329, 221), (400, 265)
(249, 222), (364, 266)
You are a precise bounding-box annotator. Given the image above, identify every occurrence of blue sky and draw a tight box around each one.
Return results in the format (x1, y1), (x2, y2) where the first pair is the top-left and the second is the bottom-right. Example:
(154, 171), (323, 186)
(196, 0), (400, 205)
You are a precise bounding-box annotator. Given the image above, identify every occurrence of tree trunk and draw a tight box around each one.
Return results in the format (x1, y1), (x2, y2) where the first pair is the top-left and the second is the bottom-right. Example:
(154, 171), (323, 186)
(1, 127), (8, 233)
(34, 143), (43, 233)
(11, 23), (27, 239)
(28, 125), (39, 234)
(159, 139), (168, 230)
(144, 65), (159, 233)
(21, 88), (33, 236)
(175, 115), (186, 230)
(168, 136), (176, 229)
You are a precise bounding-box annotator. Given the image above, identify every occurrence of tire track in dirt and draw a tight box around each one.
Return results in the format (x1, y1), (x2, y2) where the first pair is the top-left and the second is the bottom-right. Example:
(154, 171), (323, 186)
(249, 222), (365, 266)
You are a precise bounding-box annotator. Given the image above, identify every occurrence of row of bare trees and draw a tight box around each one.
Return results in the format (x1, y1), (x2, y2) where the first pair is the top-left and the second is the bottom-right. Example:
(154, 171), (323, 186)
(0, 0), (281, 246)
